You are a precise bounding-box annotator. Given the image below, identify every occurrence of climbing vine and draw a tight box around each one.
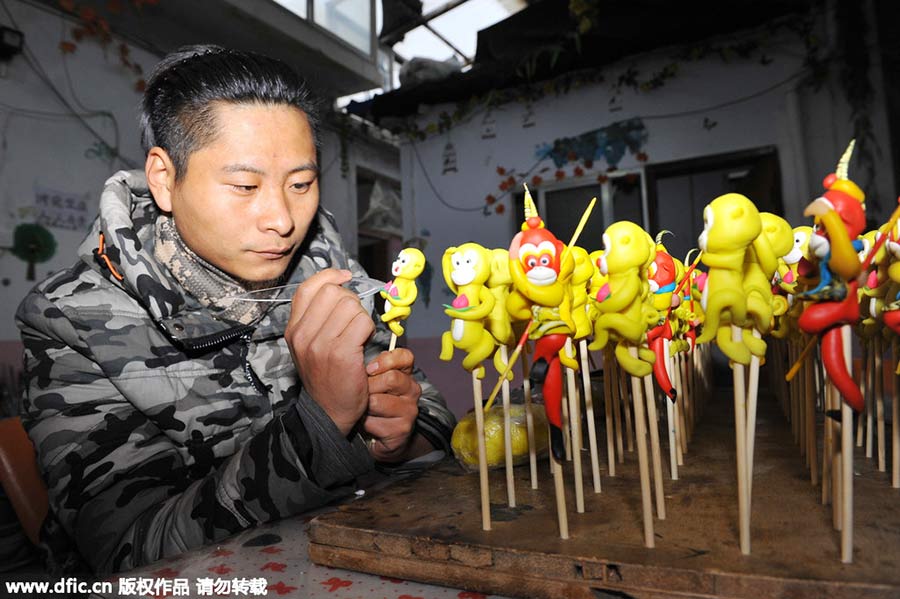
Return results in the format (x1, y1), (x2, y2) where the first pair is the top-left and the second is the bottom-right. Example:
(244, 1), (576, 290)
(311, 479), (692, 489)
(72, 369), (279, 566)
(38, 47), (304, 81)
(56, 0), (157, 92)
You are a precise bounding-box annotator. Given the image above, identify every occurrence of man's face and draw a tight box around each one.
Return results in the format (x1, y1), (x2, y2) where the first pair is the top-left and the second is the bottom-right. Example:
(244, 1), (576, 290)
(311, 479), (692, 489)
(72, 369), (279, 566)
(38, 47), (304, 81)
(168, 102), (319, 286)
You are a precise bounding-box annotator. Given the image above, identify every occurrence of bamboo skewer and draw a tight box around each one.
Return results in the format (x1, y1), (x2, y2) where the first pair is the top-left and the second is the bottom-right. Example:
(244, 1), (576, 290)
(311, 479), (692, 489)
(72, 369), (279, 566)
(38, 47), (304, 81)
(562, 383), (572, 461)
(565, 339), (585, 513)
(628, 346), (655, 548)
(611, 354), (625, 462)
(579, 339), (602, 493)
(550, 448), (569, 539)
(521, 350), (539, 490)
(642, 373), (666, 520)
(859, 342), (868, 449)
(822, 346), (833, 507)
(499, 345), (515, 508)
(857, 340), (877, 452)
(840, 325), (854, 563)
(805, 351), (819, 486)
(602, 348), (617, 477)
(875, 336), (887, 472)
(471, 371), (491, 531)
(731, 326), (751, 555)
(621, 366), (635, 453)
(831, 383), (842, 531)
(664, 339), (679, 480)
(675, 354), (691, 454)
(746, 329), (762, 501)
(893, 340), (899, 489)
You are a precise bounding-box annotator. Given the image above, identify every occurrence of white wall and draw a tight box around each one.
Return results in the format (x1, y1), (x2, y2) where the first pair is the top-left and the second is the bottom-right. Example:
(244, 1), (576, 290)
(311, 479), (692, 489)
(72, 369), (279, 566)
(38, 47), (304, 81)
(0, 0), (157, 341)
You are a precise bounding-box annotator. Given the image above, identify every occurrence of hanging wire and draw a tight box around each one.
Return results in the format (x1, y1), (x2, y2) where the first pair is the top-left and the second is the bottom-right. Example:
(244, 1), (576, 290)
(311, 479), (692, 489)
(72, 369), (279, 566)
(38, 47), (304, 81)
(640, 69), (807, 121)
(411, 140), (553, 213)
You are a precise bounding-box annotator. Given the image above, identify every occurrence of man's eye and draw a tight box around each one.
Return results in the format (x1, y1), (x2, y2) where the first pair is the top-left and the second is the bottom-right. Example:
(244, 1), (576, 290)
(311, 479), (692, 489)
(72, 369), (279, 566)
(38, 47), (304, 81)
(231, 185), (257, 193)
(291, 181), (313, 193)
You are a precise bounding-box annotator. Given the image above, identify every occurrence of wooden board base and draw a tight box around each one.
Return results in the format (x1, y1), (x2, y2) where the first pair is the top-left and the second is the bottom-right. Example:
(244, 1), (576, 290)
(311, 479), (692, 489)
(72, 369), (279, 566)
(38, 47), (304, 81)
(309, 383), (900, 599)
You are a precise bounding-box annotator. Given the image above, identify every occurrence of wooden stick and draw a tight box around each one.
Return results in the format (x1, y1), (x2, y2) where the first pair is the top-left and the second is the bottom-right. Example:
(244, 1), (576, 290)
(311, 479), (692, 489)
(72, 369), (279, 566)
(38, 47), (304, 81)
(858, 341), (868, 449)
(746, 329), (762, 501)
(822, 349), (833, 506)
(875, 336), (887, 472)
(865, 340), (874, 457)
(893, 340), (899, 489)
(664, 340), (679, 480)
(602, 348), (617, 477)
(565, 339), (585, 513)
(550, 447), (569, 539)
(799, 346), (807, 462)
(610, 352), (625, 463)
(620, 366), (635, 453)
(642, 373), (666, 520)
(675, 351), (688, 449)
(471, 371), (491, 531)
(483, 321), (534, 412)
(691, 348), (700, 419)
(676, 355), (688, 459)
(521, 350), (538, 490)
(731, 326), (751, 555)
(786, 335), (819, 382)
(681, 351), (693, 446)
(561, 381), (572, 461)
(831, 382), (842, 530)
(840, 325), (854, 563)
(499, 345), (516, 508)
(805, 350), (818, 486)
(628, 346), (655, 548)
(579, 339), (602, 493)
(792, 354), (800, 445)
(388, 333), (398, 352)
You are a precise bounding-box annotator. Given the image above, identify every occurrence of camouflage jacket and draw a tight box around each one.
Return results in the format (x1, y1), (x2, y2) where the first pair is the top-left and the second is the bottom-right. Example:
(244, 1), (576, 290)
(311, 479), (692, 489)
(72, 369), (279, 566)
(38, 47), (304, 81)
(15, 170), (455, 575)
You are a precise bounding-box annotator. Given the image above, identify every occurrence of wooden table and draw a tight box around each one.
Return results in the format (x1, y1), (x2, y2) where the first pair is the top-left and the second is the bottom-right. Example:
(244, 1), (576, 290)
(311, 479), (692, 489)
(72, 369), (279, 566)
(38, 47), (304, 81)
(309, 386), (900, 599)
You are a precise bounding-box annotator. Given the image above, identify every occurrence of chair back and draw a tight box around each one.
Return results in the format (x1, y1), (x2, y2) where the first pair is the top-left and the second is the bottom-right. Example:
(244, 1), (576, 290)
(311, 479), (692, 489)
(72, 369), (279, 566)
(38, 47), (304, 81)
(0, 416), (48, 545)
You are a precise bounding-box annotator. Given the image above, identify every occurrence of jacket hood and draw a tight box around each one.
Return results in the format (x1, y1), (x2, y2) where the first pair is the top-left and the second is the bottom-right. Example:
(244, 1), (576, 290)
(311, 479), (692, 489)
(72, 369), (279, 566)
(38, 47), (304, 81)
(78, 170), (186, 323)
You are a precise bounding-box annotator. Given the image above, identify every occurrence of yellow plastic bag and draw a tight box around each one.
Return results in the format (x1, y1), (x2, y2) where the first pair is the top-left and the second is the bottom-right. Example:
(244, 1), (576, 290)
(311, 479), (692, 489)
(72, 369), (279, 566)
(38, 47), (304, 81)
(451, 404), (548, 471)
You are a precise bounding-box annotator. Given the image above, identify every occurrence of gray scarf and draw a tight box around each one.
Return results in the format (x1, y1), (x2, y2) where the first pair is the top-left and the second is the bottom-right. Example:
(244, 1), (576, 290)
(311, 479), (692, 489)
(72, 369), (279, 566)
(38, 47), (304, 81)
(153, 214), (271, 325)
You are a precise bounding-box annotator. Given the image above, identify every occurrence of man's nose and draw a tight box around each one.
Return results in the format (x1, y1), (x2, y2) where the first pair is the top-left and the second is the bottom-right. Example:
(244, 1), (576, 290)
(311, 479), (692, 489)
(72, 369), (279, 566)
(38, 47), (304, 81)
(257, 188), (294, 236)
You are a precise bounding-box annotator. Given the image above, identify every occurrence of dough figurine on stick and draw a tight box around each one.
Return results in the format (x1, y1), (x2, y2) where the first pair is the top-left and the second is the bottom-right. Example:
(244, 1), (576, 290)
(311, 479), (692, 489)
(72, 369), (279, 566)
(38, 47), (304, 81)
(504, 187), (596, 535)
(593, 220), (660, 547)
(381, 248), (426, 350)
(797, 140), (866, 564)
(696, 192), (764, 555)
(440, 242), (497, 531)
(646, 234), (682, 479)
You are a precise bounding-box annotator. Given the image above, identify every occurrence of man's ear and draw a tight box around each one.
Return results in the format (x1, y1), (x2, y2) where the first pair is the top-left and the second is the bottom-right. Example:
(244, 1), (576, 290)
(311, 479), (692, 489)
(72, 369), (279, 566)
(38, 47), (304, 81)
(145, 147), (176, 213)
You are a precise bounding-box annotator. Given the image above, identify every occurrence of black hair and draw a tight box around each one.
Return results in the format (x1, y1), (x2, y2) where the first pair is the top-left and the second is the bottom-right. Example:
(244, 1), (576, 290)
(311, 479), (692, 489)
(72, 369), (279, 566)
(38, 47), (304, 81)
(140, 44), (321, 179)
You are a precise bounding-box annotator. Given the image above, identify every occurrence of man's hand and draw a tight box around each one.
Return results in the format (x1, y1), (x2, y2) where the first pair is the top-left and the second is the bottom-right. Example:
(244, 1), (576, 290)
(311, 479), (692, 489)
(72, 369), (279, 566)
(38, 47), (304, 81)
(285, 269), (374, 436)
(364, 348), (425, 462)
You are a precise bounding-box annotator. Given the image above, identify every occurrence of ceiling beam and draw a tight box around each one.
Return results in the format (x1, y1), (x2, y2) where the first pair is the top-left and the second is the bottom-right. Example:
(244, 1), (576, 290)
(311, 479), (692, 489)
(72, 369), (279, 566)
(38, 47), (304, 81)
(380, 0), (473, 44)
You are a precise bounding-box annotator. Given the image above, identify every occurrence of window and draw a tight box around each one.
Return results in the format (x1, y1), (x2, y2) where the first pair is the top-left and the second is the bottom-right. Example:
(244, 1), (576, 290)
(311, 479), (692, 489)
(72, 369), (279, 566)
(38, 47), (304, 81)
(273, 0), (307, 18)
(314, 0), (372, 54)
(645, 147), (782, 264)
(513, 171), (648, 253)
(272, 0), (374, 55)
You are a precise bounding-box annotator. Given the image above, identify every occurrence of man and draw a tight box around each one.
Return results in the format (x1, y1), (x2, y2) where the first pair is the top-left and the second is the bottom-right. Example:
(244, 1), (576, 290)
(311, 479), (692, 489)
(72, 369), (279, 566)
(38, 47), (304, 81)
(15, 45), (455, 575)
